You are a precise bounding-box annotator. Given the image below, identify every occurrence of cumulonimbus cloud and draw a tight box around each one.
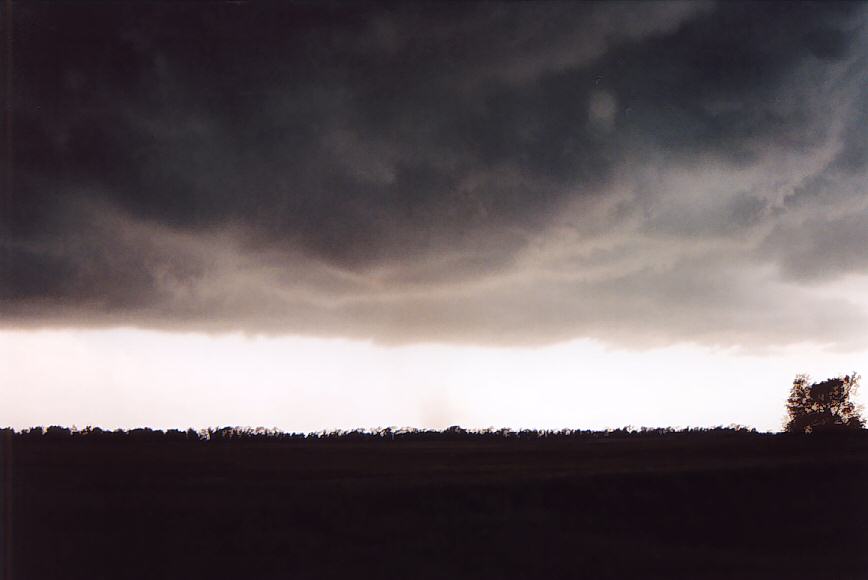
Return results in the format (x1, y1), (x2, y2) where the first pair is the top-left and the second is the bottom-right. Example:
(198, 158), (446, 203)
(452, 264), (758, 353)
(2, 1), (867, 348)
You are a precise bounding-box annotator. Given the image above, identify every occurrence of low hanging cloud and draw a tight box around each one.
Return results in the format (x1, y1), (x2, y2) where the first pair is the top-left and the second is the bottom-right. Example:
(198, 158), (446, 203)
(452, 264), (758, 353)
(2, 1), (868, 349)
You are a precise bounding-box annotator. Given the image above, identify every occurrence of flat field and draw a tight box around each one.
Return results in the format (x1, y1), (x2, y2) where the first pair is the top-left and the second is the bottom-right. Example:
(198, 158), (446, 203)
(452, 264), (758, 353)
(5, 431), (868, 579)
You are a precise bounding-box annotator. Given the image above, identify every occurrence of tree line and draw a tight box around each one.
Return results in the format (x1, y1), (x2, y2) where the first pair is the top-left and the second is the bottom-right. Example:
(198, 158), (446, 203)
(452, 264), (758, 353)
(6, 424), (765, 443)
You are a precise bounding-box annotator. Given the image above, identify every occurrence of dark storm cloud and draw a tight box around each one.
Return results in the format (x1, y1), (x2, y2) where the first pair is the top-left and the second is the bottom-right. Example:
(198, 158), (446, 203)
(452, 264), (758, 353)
(2, 1), (867, 347)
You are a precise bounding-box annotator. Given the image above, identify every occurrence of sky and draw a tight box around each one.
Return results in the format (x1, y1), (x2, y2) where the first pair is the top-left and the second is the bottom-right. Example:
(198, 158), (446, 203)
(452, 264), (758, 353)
(1, 1), (867, 432)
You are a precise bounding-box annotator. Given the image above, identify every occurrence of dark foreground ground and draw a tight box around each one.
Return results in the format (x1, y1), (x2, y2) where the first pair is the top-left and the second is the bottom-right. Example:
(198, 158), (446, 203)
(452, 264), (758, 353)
(3, 429), (868, 580)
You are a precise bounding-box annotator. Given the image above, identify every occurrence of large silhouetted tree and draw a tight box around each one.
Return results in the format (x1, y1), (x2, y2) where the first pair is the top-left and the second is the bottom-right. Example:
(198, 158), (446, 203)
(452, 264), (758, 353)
(785, 373), (865, 433)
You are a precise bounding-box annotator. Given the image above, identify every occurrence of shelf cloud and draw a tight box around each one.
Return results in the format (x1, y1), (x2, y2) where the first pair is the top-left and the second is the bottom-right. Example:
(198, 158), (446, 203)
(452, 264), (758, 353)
(3, 1), (867, 348)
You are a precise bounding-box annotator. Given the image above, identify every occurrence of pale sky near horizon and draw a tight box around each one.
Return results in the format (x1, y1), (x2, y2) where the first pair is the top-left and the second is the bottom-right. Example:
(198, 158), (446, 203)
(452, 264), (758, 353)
(2, 328), (866, 433)
(2, 2), (867, 432)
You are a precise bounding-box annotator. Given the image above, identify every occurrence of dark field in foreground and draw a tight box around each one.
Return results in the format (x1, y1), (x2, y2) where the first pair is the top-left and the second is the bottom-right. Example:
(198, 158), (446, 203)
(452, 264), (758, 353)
(4, 429), (868, 579)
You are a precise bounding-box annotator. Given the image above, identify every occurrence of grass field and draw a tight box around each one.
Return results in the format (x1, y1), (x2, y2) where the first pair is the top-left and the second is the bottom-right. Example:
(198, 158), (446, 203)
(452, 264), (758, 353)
(4, 429), (868, 579)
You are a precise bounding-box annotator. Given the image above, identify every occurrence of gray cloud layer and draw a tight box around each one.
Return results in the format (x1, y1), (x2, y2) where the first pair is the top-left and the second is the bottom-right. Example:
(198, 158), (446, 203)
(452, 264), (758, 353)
(2, 1), (868, 348)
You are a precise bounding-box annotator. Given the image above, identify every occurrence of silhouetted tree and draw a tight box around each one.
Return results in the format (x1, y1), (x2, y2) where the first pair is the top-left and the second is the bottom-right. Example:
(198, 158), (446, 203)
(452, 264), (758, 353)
(785, 373), (865, 433)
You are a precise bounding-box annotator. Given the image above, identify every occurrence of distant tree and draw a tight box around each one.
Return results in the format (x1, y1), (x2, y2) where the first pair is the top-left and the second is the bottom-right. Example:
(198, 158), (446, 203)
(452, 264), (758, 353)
(785, 373), (865, 433)
(44, 426), (71, 439)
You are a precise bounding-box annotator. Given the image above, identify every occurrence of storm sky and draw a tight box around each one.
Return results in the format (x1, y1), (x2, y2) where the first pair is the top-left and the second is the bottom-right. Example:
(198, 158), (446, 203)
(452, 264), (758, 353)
(2, 2), (868, 430)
